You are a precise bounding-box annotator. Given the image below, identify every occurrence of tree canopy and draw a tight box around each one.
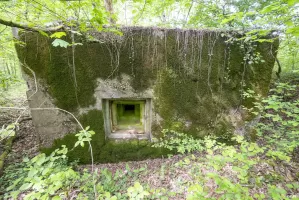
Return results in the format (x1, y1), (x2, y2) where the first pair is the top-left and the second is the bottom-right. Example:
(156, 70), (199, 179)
(0, 0), (298, 70)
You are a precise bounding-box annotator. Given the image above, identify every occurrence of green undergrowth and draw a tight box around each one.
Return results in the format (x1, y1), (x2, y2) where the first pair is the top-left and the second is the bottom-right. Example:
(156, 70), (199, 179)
(278, 70), (299, 85)
(2, 133), (299, 199)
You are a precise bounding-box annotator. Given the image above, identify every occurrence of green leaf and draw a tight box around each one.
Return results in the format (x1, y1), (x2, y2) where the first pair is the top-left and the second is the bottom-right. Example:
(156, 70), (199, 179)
(221, 15), (236, 24)
(28, 168), (38, 178)
(19, 183), (33, 191)
(52, 195), (62, 200)
(10, 191), (20, 199)
(286, 27), (299, 36)
(291, 121), (299, 126)
(38, 30), (49, 37)
(285, 20), (294, 26)
(6, 179), (21, 191)
(261, 3), (280, 14)
(42, 167), (51, 176)
(50, 32), (66, 39)
(36, 154), (46, 165)
(40, 194), (49, 200)
(23, 157), (30, 162)
(52, 39), (69, 48)
(288, 0), (299, 6)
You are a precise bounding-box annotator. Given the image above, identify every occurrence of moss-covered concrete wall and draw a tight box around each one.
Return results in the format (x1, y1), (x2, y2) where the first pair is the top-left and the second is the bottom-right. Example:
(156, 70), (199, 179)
(15, 27), (278, 163)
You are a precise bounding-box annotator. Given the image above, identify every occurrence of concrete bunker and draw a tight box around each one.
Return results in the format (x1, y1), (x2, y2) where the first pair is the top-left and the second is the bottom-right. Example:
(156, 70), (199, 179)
(15, 27), (279, 163)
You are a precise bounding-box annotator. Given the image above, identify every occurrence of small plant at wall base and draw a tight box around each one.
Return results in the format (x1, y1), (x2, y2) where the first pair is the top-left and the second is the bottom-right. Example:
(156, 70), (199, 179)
(0, 124), (17, 173)
(0, 124), (16, 140)
(74, 126), (95, 148)
(152, 129), (205, 154)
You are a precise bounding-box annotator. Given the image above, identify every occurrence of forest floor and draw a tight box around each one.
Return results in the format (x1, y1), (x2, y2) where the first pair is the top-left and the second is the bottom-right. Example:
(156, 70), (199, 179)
(0, 82), (39, 165)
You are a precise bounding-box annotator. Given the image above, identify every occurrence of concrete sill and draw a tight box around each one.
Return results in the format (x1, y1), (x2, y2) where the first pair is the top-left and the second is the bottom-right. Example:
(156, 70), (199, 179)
(108, 133), (149, 140)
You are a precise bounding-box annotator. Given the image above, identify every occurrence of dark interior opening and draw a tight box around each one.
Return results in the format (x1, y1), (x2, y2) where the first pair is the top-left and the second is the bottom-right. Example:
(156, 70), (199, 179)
(123, 104), (135, 115)
(110, 101), (145, 134)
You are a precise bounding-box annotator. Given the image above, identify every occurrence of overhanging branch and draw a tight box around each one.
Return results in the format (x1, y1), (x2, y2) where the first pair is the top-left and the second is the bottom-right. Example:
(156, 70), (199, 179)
(0, 18), (64, 32)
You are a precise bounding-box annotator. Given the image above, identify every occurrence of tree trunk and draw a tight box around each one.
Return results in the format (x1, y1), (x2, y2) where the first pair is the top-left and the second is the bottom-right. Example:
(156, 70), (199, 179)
(104, 0), (115, 24)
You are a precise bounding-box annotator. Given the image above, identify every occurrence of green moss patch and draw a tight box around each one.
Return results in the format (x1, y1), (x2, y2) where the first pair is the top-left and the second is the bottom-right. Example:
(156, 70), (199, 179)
(41, 110), (105, 163)
(41, 110), (170, 164)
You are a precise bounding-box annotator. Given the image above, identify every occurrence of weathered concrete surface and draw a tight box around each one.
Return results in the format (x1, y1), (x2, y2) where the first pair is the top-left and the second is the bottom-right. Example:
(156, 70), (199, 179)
(25, 78), (77, 147)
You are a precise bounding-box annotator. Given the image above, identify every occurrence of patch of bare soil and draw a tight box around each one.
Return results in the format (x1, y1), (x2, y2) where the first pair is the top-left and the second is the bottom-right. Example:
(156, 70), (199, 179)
(6, 117), (39, 164)
(0, 93), (39, 166)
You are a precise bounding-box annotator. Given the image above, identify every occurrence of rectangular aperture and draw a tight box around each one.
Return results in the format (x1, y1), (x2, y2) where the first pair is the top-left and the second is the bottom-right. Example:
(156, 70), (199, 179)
(102, 99), (152, 139)
(111, 100), (145, 134)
